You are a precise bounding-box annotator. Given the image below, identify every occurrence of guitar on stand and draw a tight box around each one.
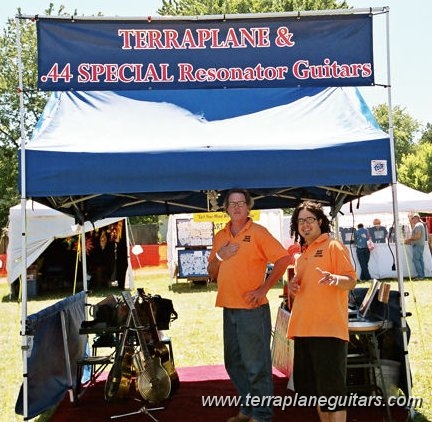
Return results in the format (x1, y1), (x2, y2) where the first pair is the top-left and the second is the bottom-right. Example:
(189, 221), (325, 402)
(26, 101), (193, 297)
(104, 312), (134, 401)
(137, 288), (180, 392)
(122, 291), (171, 404)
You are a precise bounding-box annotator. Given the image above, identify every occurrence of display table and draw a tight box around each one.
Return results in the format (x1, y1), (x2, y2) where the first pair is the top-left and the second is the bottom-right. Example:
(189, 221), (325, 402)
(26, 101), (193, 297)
(346, 242), (432, 279)
(272, 288), (410, 400)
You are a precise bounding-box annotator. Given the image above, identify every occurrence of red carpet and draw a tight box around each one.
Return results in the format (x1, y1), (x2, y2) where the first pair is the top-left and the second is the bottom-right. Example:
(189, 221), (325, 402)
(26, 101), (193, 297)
(51, 365), (408, 421)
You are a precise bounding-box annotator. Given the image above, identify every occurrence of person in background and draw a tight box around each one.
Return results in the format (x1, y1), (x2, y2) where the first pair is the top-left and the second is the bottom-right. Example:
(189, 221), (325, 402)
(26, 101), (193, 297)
(287, 201), (357, 422)
(207, 188), (290, 422)
(405, 213), (426, 280)
(368, 218), (388, 244)
(354, 223), (372, 281)
(112, 220), (128, 290)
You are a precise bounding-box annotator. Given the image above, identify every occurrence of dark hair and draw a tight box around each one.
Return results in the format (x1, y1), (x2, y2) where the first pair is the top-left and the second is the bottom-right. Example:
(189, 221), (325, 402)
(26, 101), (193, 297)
(357, 223), (364, 229)
(223, 188), (254, 211)
(290, 201), (331, 247)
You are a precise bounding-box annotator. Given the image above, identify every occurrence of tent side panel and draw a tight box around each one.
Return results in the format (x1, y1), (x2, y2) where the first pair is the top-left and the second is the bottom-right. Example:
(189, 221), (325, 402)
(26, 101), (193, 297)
(15, 292), (86, 418)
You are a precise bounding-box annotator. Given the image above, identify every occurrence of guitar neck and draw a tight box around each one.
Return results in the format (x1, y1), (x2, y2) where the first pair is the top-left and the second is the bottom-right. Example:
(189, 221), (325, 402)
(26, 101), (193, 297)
(132, 310), (152, 360)
(137, 289), (162, 343)
(114, 312), (133, 360)
(122, 291), (152, 360)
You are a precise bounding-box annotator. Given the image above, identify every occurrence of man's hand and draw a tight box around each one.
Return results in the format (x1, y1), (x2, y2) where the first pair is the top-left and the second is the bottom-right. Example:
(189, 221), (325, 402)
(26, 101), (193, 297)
(316, 267), (339, 286)
(243, 286), (266, 306)
(288, 275), (301, 297)
(217, 241), (240, 261)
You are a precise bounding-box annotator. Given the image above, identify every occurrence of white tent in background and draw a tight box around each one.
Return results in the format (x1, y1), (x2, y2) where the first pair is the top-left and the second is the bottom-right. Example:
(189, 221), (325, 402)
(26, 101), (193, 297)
(338, 183), (432, 215)
(6, 200), (133, 287)
(334, 182), (432, 231)
(334, 182), (432, 232)
(334, 183), (432, 279)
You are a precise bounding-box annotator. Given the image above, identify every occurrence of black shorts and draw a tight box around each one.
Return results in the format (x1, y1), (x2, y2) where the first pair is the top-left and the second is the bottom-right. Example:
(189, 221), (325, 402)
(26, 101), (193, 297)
(293, 337), (348, 412)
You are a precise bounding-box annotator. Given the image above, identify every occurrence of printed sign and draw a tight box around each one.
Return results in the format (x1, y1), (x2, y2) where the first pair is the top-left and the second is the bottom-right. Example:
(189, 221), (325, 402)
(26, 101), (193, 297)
(37, 14), (373, 91)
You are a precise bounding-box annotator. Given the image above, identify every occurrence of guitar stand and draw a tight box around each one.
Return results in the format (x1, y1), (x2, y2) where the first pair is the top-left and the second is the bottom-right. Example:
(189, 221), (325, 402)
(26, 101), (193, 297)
(110, 405), (164, 421)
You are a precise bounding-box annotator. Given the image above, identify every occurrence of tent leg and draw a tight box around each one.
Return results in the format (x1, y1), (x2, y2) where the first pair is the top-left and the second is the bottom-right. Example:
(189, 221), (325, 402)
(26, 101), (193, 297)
(60, 310), (75, 403)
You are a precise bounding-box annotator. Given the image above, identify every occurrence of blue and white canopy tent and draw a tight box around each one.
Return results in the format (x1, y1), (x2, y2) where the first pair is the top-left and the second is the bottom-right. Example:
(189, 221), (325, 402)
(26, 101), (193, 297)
(25, 8), (391, 221)
(15, 7), (413, 419)
(25, 86), (391, 219)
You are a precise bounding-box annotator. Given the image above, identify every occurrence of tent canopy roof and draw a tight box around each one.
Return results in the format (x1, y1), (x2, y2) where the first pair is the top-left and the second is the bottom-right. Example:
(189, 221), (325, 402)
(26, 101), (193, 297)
(23, 86), (392, 222)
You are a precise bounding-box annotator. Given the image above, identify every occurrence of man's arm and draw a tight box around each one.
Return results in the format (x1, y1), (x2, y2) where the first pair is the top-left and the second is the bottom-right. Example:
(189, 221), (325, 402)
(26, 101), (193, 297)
(405, 225), (422, 243)
(262, 255), (291, 293)
(207, 255), (221, 281)
(243, 254), (291, 306)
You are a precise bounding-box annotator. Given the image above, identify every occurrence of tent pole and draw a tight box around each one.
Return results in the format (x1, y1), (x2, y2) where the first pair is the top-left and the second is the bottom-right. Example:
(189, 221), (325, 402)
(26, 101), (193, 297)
(80, 224), (88, 292)
(125, 218), (135, 289)
(72, 237), (80, 295)
(16, 15), (30, 420)
(384, 7), (414, 407)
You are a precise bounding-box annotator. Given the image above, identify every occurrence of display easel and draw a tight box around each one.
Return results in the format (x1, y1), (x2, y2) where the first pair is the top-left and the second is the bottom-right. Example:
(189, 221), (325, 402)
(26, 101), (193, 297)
(173, 217), (213, 285)
(176, 246), (212, 285)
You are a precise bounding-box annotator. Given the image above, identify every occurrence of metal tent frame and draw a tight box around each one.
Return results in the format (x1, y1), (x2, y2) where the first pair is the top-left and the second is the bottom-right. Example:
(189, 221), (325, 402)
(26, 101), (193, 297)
(14, 7), (413, 420)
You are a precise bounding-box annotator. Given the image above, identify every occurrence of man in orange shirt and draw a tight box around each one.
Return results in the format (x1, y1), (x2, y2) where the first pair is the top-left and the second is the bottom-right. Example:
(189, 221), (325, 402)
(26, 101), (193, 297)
(287, 201), (357, 422)
(208, 189), (290, 422)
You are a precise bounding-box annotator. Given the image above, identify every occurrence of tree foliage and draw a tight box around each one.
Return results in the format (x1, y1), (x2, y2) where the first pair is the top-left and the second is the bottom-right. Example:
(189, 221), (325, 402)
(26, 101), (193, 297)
(397, 142), (432, 193)
(419, 123), (432, 145)
(372, 103), (431, 192)
(0, 12), (49, 229)
(0, 5), (82, 229)
(158, 0), (348, 15)
(372, 104), (421, 166)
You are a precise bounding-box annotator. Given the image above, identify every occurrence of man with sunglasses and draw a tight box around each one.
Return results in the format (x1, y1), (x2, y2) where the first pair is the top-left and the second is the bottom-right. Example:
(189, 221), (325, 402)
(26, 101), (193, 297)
(208, 188), (290, 422)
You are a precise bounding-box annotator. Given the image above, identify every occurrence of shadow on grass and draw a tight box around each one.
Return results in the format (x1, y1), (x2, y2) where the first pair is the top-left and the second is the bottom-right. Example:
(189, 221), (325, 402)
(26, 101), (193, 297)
(3, 278), (285, 300)
(169, 279), (284, 294)
(170, 280), (218, 293)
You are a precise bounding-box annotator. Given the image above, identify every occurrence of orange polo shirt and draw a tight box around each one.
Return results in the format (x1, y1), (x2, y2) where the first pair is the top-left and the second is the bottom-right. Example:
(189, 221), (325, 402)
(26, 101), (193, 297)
(210, 218), (288, 309)
(287, 233), (357, 341)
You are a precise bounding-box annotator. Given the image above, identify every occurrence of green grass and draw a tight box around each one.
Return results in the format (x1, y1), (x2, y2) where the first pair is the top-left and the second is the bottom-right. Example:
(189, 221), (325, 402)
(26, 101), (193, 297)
(1, 269), (431, 421)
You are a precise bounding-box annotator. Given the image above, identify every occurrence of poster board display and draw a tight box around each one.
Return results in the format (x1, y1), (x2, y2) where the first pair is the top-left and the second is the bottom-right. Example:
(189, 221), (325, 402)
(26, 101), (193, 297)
(271, 306), (294, 377)
(339, 227), (355, 245)
(177, 248), (211, 278)
(176, 219), (214, 247)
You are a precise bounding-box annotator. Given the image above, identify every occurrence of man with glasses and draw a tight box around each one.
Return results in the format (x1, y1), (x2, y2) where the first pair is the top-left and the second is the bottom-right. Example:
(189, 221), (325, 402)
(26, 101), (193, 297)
(208, 189), (290, 422)
(287, 201), (357, 422)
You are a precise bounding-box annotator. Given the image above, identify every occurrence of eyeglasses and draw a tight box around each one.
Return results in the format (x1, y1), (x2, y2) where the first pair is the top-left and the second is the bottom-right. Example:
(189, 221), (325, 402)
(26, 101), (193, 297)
(228, 201), (247, 208)
(298, 217), (317, 225)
